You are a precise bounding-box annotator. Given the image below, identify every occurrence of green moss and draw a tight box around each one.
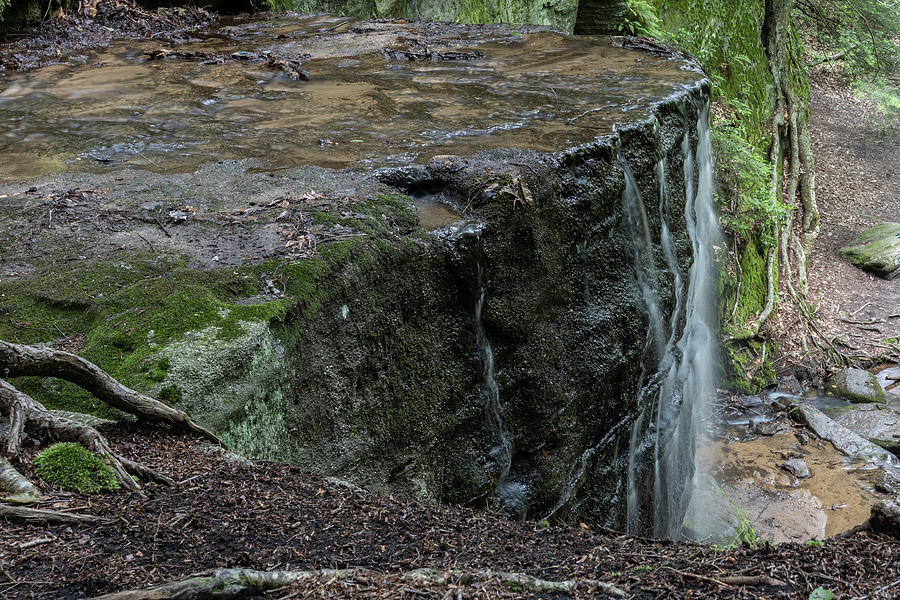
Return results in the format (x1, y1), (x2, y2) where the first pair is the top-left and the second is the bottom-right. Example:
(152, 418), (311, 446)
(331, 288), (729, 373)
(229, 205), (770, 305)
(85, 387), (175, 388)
(33, 442), (120, 494)
(722, 339), (777, 393)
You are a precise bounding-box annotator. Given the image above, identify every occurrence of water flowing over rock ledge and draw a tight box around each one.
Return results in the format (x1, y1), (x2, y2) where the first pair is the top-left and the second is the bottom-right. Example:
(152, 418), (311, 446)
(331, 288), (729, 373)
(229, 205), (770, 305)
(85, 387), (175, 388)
(0, 16), (710, 529)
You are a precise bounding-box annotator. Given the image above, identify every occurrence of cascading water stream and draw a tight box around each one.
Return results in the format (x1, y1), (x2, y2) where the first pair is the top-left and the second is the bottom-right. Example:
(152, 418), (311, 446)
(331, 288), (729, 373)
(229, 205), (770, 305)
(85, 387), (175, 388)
(474, 266), (527, 519)
(626, 100), (721, 539)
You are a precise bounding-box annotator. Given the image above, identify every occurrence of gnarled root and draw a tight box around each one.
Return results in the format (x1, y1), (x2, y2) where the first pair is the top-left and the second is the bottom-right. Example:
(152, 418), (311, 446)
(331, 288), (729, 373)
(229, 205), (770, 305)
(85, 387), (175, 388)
(91, 567), (630, 600)
(0, 378), (175, 494)
(0, 340), (218, 443)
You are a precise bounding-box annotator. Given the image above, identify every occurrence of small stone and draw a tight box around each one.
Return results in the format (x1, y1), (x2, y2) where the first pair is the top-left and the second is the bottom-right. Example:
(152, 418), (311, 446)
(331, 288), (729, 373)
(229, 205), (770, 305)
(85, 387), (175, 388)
(782, 458), (811, 479)
(752, 416), (790, 436)
(231, 51), (259, 60)
(796, 432), (810, 445)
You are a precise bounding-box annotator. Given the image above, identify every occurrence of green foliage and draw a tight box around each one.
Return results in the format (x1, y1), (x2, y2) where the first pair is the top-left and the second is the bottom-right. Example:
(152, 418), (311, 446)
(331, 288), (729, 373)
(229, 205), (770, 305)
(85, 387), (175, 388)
(809, 587), (835, 600)
(805, 539), (825, 547)
(800, 0), (900, 79)
(650, 0), (773, 145)
(33, 443), (120, 494)
(620, 0), (663, 37)
(712, 124), (788, 249)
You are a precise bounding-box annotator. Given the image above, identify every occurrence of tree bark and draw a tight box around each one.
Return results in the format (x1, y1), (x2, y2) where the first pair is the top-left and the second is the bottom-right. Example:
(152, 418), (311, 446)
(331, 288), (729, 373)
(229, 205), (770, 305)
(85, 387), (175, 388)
(0, 456), (40, 503)
(91, 567), (629, 600)
(0, 503), (113, 525)
(763, 0), (821, 345)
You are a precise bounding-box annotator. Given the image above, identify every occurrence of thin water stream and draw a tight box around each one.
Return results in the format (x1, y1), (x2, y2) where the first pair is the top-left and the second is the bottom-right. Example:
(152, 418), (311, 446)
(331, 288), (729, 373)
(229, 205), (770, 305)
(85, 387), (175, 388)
(625, 101), (721, 540)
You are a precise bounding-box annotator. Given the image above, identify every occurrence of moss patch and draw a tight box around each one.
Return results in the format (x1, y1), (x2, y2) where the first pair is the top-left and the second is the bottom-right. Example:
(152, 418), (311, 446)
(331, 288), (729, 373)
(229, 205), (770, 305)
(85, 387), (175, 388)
(33, 442), (120, 494)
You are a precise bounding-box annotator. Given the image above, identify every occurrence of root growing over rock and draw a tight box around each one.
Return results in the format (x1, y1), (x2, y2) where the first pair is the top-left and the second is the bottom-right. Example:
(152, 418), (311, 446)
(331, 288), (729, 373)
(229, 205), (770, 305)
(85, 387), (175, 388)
(0, 340), (214, 497)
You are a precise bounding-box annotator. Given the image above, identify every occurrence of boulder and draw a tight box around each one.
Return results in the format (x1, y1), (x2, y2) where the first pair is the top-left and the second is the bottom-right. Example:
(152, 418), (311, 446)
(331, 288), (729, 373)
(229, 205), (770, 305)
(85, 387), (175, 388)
(839, 222), (900, 280)
(871, 499), (900, 538)
(826, 368), (887, 403)
(791, 404), (899, 466)
(823, 403), (900, 452)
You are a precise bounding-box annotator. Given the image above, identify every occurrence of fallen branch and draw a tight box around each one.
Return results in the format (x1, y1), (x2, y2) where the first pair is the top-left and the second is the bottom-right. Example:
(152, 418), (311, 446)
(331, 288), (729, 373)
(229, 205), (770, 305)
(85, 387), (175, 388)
(0, 504), (112, 525)
(90, 567), (630, 600)
(721, 574), (790, 588)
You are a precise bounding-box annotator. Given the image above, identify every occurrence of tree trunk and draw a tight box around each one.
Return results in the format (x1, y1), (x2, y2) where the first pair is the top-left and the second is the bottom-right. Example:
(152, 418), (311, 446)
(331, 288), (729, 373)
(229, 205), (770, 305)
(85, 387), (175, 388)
(763, 0), (821, 350)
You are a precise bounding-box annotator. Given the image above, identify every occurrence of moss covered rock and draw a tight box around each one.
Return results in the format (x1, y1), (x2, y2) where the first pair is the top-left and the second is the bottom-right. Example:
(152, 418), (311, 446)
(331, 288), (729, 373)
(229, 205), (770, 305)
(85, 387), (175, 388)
(33, 443), (120, 494)
(839, 222), (900, 280)
(826, 368), (887, 404)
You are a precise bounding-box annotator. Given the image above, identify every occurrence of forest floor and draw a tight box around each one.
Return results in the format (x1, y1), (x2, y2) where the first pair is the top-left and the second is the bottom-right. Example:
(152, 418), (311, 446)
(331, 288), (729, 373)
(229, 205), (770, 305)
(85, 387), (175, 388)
(776, 79), (900, 371)
(2, 423), (899, 600)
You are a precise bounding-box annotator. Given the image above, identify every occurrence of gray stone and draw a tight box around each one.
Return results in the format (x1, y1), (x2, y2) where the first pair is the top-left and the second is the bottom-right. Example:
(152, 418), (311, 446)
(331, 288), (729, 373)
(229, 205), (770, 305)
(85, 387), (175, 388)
(871, 499), (900, 538)
(752, 416), (791, 436)
(781, 458), (811, 479)
(826, 368), (887, 404)
(823, 403), (900, 452)
(839, 222), (900, 280)
(792, 403), (899, 467)
(876, 467), (900, 494)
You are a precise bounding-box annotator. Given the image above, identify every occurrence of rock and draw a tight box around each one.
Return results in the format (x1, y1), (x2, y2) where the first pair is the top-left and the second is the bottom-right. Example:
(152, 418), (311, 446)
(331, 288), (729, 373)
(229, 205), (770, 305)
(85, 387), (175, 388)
(870, 499), (900, 538)
(682, 474), (756, 546)
(839, 222), (900, 280)
(777, 374), (804, 395)
(825, 368), (887, 403)
(875, 467), (900, 494)
(823, 403), (900, 452)
(752, 416), (791, 436)
(781, 458), (811, 479)
(791, 404), (899, 466)
(796, 432), (810, 445)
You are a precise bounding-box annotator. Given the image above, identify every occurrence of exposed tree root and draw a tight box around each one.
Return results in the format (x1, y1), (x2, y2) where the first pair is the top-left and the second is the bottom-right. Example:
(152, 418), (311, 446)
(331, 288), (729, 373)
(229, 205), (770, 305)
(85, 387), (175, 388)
(90, 567), (630, 599)
(0, 340), (218, 443)
(0, 503), (112, 525)
(0, 457), (40, 503)
(0, 339), (205, 496)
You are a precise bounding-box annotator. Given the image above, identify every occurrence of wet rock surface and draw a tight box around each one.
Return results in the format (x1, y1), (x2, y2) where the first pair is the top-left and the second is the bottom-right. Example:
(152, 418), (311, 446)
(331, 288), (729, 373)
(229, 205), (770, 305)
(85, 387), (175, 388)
(826, 367), (887, 403)
(0, 15), (710, 526)
(824, 403), (900, 452)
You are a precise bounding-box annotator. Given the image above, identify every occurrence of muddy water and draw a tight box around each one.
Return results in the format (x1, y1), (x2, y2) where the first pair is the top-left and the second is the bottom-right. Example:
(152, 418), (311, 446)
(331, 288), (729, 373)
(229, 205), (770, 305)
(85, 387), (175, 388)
(698, 428), (880, 542)
(0, 16), (700, 183)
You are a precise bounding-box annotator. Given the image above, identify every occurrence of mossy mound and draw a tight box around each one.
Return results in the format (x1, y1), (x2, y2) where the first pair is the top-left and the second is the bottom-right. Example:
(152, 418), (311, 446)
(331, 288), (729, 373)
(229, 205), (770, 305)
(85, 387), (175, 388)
(839, 222), (900, 280)
(33, 443), (121, 494)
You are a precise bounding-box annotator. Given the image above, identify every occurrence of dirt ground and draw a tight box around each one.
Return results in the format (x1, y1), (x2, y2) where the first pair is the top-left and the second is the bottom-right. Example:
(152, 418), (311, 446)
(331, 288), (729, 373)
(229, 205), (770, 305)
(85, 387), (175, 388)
(777, 81), (900, 369)
(1, 422), (898, 600)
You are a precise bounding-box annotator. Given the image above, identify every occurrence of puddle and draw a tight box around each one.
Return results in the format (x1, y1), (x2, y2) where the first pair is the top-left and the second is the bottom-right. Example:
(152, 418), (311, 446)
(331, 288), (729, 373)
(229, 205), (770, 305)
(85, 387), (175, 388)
(0, 16), (701, 183)
(699, 426), (882, 543)
(413, 194), (464, 230)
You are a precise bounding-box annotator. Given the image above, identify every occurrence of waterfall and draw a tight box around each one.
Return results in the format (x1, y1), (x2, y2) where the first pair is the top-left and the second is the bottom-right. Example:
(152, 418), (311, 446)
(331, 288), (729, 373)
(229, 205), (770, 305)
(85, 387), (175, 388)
(474, 265), (527, 519)
(625, 100), (721, 539)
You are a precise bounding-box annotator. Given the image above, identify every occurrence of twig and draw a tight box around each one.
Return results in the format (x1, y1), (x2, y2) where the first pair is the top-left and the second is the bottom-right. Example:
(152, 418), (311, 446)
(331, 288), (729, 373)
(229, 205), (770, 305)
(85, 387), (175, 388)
(19, 537), (54, 550)
(154, 217), (172, 237)
(721, 574), (789, 588)
(134, 150), (165, 171)
(850, 302), (871, 317)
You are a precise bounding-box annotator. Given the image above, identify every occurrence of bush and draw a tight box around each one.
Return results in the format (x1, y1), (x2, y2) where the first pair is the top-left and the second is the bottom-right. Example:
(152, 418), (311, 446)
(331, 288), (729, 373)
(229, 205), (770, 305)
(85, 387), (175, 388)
(33, 442), (120, 494)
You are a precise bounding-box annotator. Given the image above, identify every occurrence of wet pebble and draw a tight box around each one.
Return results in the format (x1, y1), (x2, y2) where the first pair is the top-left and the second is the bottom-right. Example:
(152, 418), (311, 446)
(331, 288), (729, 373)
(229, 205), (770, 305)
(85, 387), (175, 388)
(782, 458), (811, 479)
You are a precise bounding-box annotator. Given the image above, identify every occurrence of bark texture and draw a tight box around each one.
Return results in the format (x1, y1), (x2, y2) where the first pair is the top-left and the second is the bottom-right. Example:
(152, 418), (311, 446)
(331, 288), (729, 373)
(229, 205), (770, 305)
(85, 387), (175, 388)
(91, 567), (629, 600)
(762, 0), (822, 352)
